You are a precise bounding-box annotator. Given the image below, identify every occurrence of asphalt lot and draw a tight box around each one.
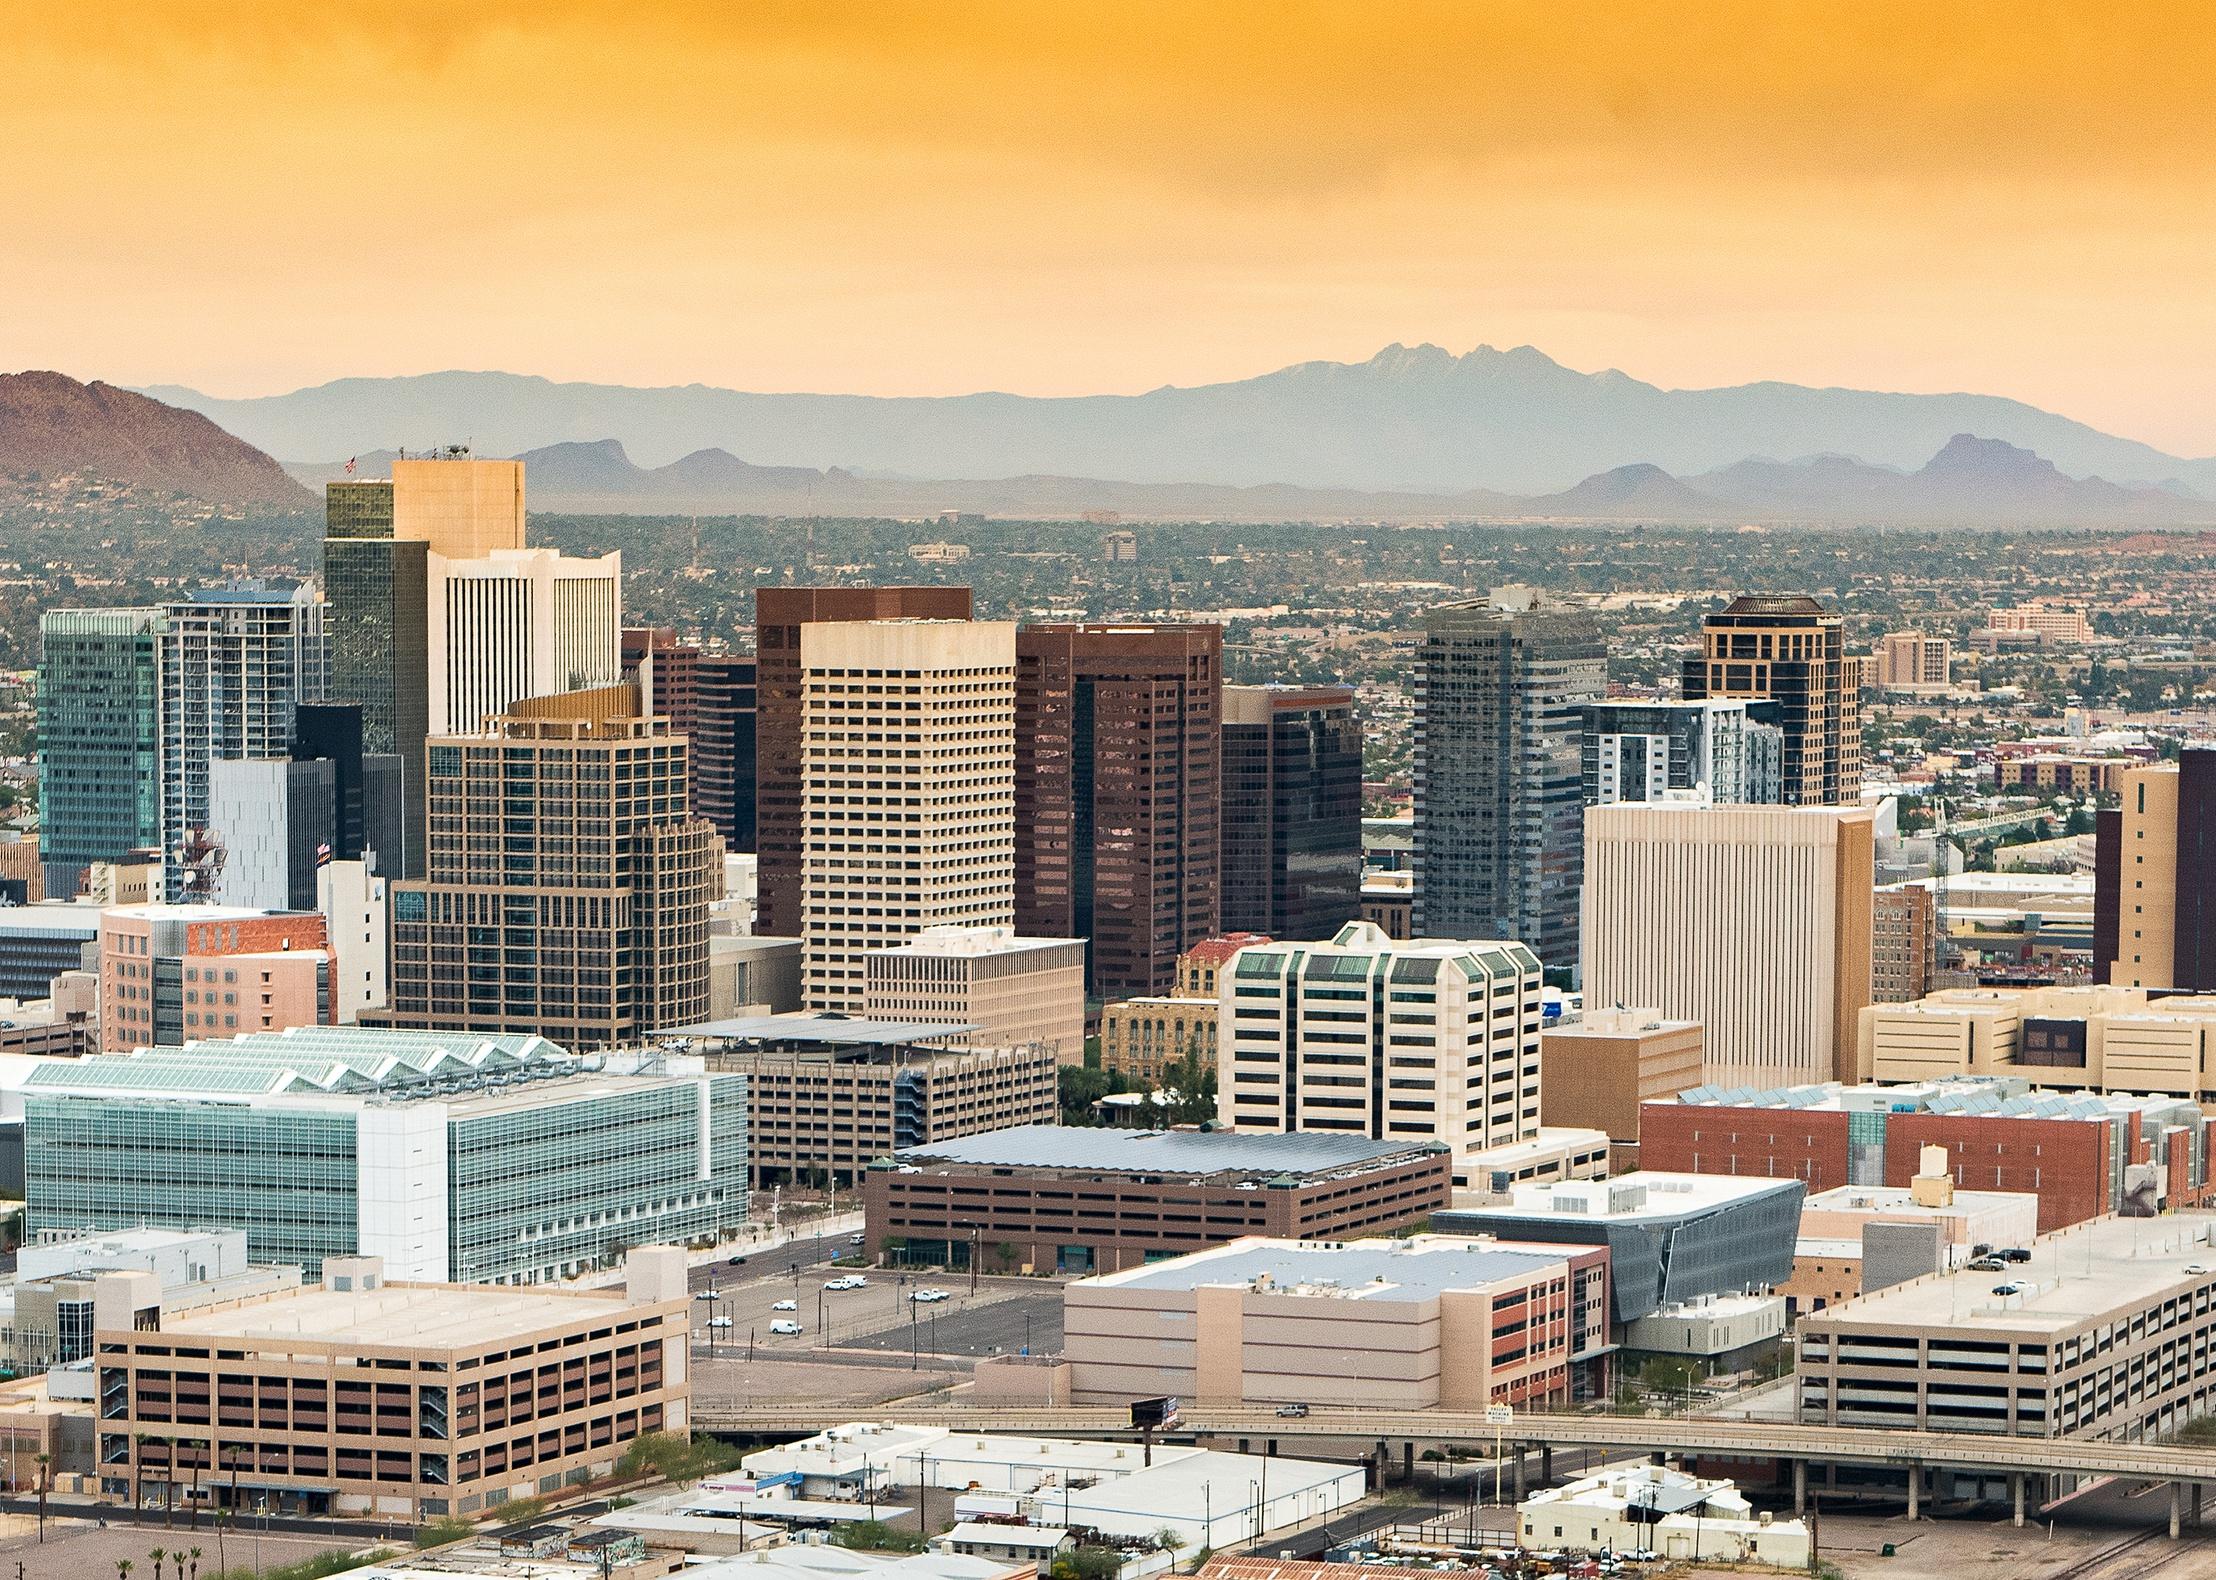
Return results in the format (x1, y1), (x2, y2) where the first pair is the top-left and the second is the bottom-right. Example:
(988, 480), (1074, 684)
(685, 1250), (1064, 1364)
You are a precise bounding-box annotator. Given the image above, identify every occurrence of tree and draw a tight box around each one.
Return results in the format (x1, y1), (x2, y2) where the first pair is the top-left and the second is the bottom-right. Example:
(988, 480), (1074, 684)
(150, 1549), (166, 1580)
(1161, 1054), (1217, 1126)
(117, 1563), (133, 1580)
(188, 1547), (203, 1580)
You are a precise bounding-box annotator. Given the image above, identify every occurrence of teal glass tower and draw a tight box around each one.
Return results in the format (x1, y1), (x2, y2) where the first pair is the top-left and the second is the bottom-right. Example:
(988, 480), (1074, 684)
(35, 607), (163, 895)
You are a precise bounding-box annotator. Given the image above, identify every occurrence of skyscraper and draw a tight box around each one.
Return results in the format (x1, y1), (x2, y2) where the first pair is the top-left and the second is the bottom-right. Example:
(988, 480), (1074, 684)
(754, 586), (974, 938)
(35, 608), (163, 896)
(384, 684), (718, 1049)
(1580, 698), (1782, 805)
(159, 580), (326, 902)
(427, 548), (622, 735)
(2095, 748), (2216, 992)
(694, 653), (758, 852)
(1682, 594), (1861, 806)
(1414, 587), (1605, 967)
(322, 455), (529, 880)
(1016, 623), (1222, 1000)
(623, 626), (702, 813)
(1582, 801), (1875, 1087)
(1220, 684), (1364, 939)
(795, 618), (1016, 1011)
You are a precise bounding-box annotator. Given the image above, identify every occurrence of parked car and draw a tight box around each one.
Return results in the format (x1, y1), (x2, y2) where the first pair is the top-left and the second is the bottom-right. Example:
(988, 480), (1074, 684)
(694, 1287), (719, 1301)
(1275, 1403), (1310, 1418)
(706, 1316), (733, 1330)
(769, 1319), (804, 1336)
(1965, 1256), (2005, 1272)
(912, 1287), (950, 1303)
(1999, 1247), (2032, 1263)
(772, 1299), (798, 1312)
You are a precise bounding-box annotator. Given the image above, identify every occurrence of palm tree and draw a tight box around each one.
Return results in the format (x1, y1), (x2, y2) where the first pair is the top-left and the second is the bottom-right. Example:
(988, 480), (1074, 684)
(116, 1562), (132, 1580)
(188, 1545), (203, 1579)
(33, 1450), (49, 1542)
(149, 1546), (167, 1580)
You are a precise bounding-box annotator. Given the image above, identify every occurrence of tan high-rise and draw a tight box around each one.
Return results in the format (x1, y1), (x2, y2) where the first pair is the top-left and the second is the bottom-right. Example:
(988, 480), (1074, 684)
(1582, 802), (1874, 1087)
(387, 457), (526, 557)
(1683, 595), (1861, 805)
(798, 619), (1016, 1011)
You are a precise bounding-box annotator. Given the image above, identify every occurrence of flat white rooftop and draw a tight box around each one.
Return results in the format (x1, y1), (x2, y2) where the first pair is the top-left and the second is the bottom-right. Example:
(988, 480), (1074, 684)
(1492, 1171), (1798, 1219)
(1080, 1233), (1572, 1302)
(149, 1281), (647, 1349)
(1801, 1213), (2216, 1335)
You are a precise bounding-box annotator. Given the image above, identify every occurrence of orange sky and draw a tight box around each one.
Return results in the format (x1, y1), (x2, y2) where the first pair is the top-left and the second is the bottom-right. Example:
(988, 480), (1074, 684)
(7, 2), (2215, 454)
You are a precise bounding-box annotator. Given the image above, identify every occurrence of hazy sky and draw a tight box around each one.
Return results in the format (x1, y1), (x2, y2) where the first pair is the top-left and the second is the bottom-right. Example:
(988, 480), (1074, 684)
(9, 3), (2215, 454)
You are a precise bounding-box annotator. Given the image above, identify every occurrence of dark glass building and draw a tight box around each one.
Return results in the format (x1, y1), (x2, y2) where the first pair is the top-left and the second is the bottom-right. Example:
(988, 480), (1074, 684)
(1220, 684), (1363, 939)
(694, 653), (758, 852)
(1682, 593), (1860, 807)
(322, 480), (430, 878)
(35, 608), (163, 896)
(1016, 623), (1221, 1000)
(1414, 589), (1605, 967)
(753, 587), (973, 937)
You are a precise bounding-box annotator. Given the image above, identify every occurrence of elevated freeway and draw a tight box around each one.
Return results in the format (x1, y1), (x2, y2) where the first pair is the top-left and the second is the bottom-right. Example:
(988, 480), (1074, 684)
(692, 1402), (2216, 1533)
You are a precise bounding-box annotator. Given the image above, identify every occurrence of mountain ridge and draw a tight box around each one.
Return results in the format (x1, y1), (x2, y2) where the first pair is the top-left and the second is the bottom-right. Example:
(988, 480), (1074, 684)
(145, 345), (2216, 497)
(285, 433), (2216, 526)
(0, 371), (312, 508)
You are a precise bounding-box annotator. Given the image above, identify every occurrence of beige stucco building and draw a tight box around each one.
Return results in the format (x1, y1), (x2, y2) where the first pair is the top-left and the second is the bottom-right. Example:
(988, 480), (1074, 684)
(1064, 1234), (1610, 1409)
(1861, 982), (2216, 1099)
(798, 619), (1017, 1012)
(863, 926), (1084, 1062)
(1539, 1008), (1704, 1169)
(1582, 802), (1874, 1088)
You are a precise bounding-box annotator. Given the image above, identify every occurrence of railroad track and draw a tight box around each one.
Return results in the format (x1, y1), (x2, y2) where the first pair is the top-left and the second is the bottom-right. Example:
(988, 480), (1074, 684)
(2044, 1524), (2213, 1580)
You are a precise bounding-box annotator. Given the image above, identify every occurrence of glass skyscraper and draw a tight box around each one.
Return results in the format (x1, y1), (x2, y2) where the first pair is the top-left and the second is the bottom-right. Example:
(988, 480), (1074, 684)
(1220, 684), (1364, 939)
(1414, 587), (1606, 969)
(35, 608), (163, 895)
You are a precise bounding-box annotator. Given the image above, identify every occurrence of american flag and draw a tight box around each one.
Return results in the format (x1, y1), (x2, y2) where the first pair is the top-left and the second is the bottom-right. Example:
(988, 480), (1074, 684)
(315, 841), (332, 867)
(343, 457), (356, 476)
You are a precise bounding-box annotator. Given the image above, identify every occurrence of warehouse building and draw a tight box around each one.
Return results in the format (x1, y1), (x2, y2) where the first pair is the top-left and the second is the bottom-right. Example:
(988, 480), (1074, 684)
(863, 1126), (1451, 1275)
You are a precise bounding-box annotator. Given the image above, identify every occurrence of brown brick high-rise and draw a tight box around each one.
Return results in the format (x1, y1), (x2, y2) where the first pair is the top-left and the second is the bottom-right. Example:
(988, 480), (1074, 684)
(1016, 623), (1221, 1000)
(753, 587), (972, 937)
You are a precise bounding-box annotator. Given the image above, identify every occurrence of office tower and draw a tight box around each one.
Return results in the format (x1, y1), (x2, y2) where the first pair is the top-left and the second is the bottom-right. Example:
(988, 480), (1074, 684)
(386, 685), (718, 1049)
(158, 580), (326, 902)
(795, 618), (1016, 1011)
(694, 653), (758, 851)
(1214, 920), (1544, 1164)
(1872, 884), (1937, 1002)
(1580, 698), (1782, 805)
(1878, 631), (1952, 691)
(2095, 748), (2216, 991)
(35, 608), (162, 896)
(427, 547), (622, 734)
(207, 758), (335, 910)
(862, 926), (1086, 1061)
(624, 625), (702, 811)
(1016, 623), (1222, 1000)
(292, 702), (405, 873)
(1220, 684), (1364, 940)
(98, 904), (335, 1051)
(754, 586), (974, 937)
(1583, 801), (1875, 1087)
(1413, 587), (1605, 967)
(322, 456), (527, 880)
(1682, 594), (1861, 806)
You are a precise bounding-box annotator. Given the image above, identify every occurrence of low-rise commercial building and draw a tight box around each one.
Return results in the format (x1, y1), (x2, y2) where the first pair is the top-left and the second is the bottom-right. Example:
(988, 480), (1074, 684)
(96, 1247), (691, 1517)
(22, 1027), (747, 1280)
(0, 903), (103, 999)
(1538, 1009), (1704, 1169)
(743, 1423), (1363, 1552)
(1644, 1076), (2212, 1233)
(1797, 1213), (2216, 1442)
(98, 902), (336, 1051)
(1436, 1173), (1802, 1328)
(1996, 755), (2130, 796)
(1099, 935), (1270, 1085)
(685, 1016), (1055, 1187)
(0, 1228), (301, 1373)
(863, 1126), (1451, 1275)
(1519, 1463), (1810, 1569)
(863, 928), (1085, 1064)
(1064, 1233), (1611, 1408)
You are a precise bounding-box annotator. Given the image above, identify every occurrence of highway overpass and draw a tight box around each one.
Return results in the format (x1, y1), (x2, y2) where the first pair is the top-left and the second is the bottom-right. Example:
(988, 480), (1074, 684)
(693, 1402), (2216, 1532)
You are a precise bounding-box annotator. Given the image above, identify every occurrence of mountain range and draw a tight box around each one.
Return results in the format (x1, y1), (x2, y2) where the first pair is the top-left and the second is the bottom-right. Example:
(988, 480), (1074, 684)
(285, 432), (2216, 526)
(147, 344), (2216, 498)
(0, 371), (310, 508)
